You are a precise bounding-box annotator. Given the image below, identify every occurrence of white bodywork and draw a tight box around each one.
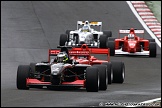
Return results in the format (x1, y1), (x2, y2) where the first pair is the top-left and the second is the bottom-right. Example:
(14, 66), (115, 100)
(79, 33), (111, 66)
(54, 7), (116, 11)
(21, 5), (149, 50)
(66, 20), (104, 47)
(115, 49), (149, 55)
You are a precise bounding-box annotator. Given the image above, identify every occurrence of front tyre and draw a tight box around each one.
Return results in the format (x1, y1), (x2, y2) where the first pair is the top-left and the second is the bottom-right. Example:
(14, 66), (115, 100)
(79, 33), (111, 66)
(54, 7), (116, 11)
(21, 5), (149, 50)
(86, 67), (99, 92)
(17, 65), (30, 90)
(107, 41), (115, 56)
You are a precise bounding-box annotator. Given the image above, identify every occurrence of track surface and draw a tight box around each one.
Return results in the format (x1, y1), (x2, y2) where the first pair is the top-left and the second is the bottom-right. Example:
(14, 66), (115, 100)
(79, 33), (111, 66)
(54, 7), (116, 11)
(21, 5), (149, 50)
(1, 1), (161, 107)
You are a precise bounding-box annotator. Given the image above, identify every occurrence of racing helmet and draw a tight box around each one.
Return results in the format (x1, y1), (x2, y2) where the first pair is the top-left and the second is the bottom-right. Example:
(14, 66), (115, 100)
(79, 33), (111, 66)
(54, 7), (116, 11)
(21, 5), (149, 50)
(57, 52), (68, 63)
(128, 33), (135, 39)
(82, 25), (89, 32)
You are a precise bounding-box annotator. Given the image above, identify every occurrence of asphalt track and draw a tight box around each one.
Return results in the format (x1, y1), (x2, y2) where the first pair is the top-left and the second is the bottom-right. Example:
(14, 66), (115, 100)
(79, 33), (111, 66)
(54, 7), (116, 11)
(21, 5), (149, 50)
(1, 1), (161, 107)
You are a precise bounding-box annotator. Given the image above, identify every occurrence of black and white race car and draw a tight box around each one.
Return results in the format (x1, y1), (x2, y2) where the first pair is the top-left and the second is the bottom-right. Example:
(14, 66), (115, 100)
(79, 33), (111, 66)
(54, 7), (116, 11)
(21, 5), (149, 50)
(17, 45), (125, 92)
(59, 20), (112, 48)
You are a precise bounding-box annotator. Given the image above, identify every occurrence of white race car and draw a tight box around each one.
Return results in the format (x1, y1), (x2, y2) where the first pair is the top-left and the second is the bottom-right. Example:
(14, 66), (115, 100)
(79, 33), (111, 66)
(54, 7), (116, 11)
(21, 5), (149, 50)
(59, 20), (112, 48)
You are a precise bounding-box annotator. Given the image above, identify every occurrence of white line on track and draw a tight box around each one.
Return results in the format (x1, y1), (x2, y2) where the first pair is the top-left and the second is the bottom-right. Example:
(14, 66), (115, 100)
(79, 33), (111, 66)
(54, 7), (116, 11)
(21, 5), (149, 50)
(126, 1), (161, 107)
(126, 97), (161, 107)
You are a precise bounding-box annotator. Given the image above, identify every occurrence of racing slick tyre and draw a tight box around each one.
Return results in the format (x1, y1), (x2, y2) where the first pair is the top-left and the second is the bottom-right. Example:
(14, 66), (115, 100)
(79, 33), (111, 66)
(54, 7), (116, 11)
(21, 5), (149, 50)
(108, 37), (116, 41)
(86, 67), (99, 92)
(99, 35), (108, 48)
(103, 30), (112, 38)
(111, 61), (125, 83)
(17, 65), (30, 90)
(93, 65), (108, 90)
(102, 62), (113, 84)
(59, 34), (68, 46)
(107, 41), (115, 56)
(30, 62), (36, 78)
(147, 38), (155, 42)
(149, 42), (156, 57)
(65, 30), (72, 42)
(41, 60), (49, 63)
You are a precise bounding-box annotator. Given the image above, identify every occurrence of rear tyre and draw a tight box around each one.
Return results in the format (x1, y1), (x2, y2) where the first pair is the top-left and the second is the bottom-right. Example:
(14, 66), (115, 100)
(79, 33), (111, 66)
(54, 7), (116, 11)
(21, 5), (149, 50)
(86, 67), (99, 92)
(103, 30), (112, 38)
(99, 35), (108, 48)
(17, 65), (30, 90)
(108, 37), (116, 41)
(111, 61), (125, 83)
(149, 42), (156, 57)
(41, 60), (49, 63)
(102, 62), (113, 84)
(147, 38), (155, 42)
(59, 34), (68, 46)
(65, 30), (72, 42)
(93, 65), (108, 90)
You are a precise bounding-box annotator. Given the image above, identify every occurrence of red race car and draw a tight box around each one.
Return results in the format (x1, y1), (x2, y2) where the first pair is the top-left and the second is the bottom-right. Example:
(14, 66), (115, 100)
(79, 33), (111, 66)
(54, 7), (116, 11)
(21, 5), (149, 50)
(17, 44), (125, 92)
(107, 28), (156, 57)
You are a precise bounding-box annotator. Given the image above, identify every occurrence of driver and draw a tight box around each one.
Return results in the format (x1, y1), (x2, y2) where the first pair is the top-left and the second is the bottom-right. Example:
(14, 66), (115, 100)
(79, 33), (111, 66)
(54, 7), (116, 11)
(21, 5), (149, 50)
(56, 52), (69, 63)
(128, 33), (135, 39)
(82, 25), (90, 32)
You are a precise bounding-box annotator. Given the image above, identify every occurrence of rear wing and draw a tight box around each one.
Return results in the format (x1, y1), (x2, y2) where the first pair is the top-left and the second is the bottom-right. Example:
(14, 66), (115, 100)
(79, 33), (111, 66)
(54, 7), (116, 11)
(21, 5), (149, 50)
(77, 21), (102, 31)
(48, 49), (91, 62)
(49, 49), (90, 56)
(119, 30), (144, 34)
(48, 44), (110, 62)
(71, 47), (109, 54)
(72, 44), (110, 61)
(119, 29), (144, 38)
(77, 21), (102, 26)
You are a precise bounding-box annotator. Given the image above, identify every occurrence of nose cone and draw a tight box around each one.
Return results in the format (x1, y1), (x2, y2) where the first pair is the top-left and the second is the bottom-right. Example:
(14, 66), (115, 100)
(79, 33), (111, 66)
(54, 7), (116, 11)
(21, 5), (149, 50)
(128, 41), (136, 53)
(79, 35), (86, 41)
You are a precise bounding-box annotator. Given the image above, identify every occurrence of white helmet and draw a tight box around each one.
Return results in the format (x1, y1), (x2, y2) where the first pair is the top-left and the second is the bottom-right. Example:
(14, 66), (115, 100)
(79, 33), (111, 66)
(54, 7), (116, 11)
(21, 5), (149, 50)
(128, 33), (135, 39)
(82, 25), (89, 32)
(57, 52), (68, 63)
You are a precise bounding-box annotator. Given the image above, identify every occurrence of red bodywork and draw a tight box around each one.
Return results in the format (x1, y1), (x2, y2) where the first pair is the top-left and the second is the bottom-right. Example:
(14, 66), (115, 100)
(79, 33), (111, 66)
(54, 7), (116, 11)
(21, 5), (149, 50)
(26, 44), (110, 88)
(115, 28), (149, 53)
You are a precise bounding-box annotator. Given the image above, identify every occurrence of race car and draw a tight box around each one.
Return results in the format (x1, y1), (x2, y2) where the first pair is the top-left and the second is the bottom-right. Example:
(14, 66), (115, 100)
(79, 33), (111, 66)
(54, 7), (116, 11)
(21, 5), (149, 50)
(17, 44), (125, 92)
(107, 28), (157, 57)
(59, 20), (112, 48)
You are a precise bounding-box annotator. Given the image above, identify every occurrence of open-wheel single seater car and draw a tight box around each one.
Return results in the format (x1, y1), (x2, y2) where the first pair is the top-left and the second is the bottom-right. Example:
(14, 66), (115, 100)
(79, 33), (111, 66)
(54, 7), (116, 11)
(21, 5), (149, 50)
(59, 20), (112, 48)
(107, 28), (157, 57)
(17, 44), (125, 92)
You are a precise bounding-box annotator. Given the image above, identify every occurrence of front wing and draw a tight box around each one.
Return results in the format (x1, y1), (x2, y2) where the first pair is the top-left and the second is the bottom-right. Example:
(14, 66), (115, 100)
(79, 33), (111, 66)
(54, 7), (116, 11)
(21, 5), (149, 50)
(26, 78), (85, 87)
(115, 49), (149, 56)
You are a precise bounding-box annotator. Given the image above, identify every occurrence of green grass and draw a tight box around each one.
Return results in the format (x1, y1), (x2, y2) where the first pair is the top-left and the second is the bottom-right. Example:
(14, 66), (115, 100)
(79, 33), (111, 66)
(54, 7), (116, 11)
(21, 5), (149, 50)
(145, 1), (161, 23)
